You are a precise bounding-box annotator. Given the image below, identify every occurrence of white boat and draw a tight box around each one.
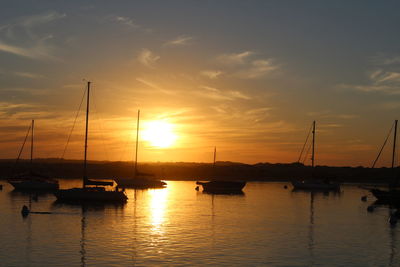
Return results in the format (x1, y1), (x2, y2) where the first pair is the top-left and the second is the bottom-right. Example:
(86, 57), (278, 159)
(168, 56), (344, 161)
(54, 81), (127, 203)
(292, 121), (340, 191)
(8, 120), (59, 191)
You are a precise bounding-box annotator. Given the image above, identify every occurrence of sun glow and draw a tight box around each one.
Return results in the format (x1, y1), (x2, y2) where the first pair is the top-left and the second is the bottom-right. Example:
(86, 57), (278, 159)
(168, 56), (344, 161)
(142, 120), (177, 148)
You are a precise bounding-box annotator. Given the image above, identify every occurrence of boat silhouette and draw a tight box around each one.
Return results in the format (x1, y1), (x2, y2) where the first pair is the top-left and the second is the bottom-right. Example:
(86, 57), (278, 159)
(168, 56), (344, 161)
(8, 120), (59, 191)
(370, 120), (400, 204)
(54, 81), (127, 203)
(291, 121), (340, 191)
(196, 147), (246, 194)
(114, 110), (166, 189)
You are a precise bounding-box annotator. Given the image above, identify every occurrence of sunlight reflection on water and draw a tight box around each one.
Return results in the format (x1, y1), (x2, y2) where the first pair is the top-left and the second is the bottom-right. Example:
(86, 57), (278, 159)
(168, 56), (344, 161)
(0, 180), (399, 266)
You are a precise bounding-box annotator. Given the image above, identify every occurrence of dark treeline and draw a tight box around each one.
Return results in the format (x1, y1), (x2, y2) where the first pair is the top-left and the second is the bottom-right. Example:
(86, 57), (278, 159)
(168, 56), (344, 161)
(0, 159), (398, 184)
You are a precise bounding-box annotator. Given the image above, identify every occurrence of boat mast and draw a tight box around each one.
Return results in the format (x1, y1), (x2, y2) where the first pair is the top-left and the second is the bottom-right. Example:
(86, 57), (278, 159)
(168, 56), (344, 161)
(392, 120), (398, 169)
(213, 146), (216, 167)
(311, 121), (315, 168)
(30, 119), (34, 169)
(134, 109), (140, 178)
(83, 81), (90, 187)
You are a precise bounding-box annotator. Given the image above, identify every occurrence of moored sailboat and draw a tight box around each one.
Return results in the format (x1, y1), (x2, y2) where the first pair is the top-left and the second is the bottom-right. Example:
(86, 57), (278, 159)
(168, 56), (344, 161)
(291, 121), (340, 191)
(370, 120), (400, 203)
(196, 147), (246, 194)
(8, 120), (59, 191)
(114, 110), (166, 189)
(54, 81), (127, 203)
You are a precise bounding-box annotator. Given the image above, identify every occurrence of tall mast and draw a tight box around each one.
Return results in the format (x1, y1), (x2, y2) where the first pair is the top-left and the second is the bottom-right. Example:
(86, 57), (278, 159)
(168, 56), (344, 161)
(311, 121), (315, 168)
(30, 119), (34, 168)
(392, 120), (398, 169)
(213, 146), (216, 167)
(83, 81), (90, 186)
(134, 109), (140, 177)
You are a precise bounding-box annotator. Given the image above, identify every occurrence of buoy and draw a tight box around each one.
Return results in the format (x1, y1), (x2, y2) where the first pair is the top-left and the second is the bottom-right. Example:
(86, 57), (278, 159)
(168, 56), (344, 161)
(361, 196), (367, 202)
(367, 205), (375, 212)
(284, 185), (288, 189)
(21, 205), (30, 217)
(195, 186), (199, 191)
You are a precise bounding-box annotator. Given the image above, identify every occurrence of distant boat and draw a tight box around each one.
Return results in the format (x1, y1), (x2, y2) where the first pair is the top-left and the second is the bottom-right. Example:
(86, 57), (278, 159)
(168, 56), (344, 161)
(114, 110), (167, 189)
(196, 147), (246, 194)
(370, 120), (400, 204)
(291, 121), (340, 191)
(54, 81), (127, 203)
(8, 120), (59, 191)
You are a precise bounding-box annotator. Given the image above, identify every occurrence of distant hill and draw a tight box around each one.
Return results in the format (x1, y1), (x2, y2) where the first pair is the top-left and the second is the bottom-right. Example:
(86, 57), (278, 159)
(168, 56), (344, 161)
(0, 158), (397, 184)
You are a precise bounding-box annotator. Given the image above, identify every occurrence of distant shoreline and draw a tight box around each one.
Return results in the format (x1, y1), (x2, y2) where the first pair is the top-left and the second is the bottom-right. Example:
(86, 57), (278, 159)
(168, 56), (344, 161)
(0, 158), (398, 184)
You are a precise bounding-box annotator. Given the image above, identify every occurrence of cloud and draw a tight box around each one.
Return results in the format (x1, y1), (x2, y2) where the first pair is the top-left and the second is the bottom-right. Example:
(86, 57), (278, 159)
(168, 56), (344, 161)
(341, 67), (400, 94)
(217, 51), (253, 65)
(13, 72), (44, 79)
(235, 59), (278, 79)
(137, 48), (160, 68)
(196, 86), (251, 101)
(136, 77), (176, 95)
(0, 11), (65, 60)
(164, 35), (193, 46)
(215, 51), (279, 79)
(200, 70), (223, 79)
(113, 16), (140, 29)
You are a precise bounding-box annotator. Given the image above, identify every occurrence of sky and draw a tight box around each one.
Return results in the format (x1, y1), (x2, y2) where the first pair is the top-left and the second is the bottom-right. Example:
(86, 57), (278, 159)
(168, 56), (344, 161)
(1, 0), (400, 167)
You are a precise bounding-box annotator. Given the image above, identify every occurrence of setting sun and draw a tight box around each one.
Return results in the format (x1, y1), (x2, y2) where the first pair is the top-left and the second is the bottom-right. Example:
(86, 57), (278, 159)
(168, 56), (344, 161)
(142, 120), (177, 148)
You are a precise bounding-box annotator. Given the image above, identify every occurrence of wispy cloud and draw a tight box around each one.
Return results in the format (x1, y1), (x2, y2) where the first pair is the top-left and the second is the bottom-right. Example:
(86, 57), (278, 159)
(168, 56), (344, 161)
(113, 16), (140, 29)
(196, 86), (251, 101)
(13, 72), (44, 79)
(200, 70), (223, 79)
(0, 11), (65, 60)
(164, 35), (193, 46)
(136, 77), (176, 95)
(215, 51), (279, 79)
(235, 59), (278, 79)
(137, 48), (160, 68)
(340, 63), (400, 94)
(217, 51), (253, 65)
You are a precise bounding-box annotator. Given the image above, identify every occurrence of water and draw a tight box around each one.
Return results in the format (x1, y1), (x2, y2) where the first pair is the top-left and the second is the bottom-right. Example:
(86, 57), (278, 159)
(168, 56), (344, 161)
(0, 180), (398, 267)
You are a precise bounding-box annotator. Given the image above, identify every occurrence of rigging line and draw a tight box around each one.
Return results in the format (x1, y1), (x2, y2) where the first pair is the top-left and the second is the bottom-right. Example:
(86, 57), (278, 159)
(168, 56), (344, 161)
(297, 123), (313, 163)
(16, 124), (32, 163)
(60, 86), (87, 160)
(372, 121), (395, 168)
(90, 87), (110, 161)
(302, 141), (313, 165)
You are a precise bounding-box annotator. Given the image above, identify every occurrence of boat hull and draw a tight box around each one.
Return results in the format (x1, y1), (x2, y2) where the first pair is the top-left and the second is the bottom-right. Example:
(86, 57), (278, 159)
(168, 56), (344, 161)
(114, 177), (167, 189)
(9, 180), (59, 191)
(291, 180), (340, 191)
(371, 189), (400, 204)
(197, 181), (246, 194)
(54, 188), (127, 203)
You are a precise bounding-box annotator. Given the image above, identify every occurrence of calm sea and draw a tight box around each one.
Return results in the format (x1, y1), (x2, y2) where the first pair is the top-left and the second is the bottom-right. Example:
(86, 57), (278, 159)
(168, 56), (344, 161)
(0, 180), (398, 267)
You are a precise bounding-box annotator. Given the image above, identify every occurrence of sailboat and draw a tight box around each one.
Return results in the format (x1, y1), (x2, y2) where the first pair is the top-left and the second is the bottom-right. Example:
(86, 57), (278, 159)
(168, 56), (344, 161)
(8, 120), (59, 190)
(291, 121), (340, 191)
(196, 147), (246, 193)
(54, 81), (127, 203)
(370, 120), (400, 203)
(114, 110), (167, 189)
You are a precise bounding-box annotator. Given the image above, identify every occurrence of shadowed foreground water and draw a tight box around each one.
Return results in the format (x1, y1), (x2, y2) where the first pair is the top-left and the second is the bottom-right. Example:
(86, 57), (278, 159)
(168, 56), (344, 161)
(0, 180), (398, 266)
